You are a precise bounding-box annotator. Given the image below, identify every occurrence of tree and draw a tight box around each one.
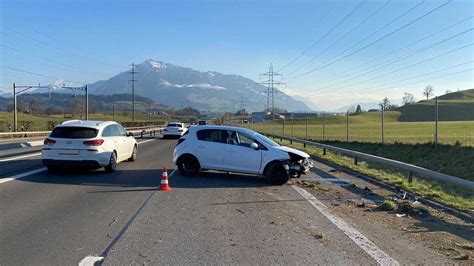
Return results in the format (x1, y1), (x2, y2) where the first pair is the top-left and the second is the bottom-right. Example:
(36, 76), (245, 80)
(355, 104), (363, 114)
(380, 97), (390, 111)
(423, 85), (434, 100)
(71, 98), (85, 118)
(402, 93), (415, 106)
(28, 98), (40, 115)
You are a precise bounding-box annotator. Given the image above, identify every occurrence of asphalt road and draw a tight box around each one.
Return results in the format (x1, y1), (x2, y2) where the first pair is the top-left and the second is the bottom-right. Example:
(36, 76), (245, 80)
(0, 137), (462, 265)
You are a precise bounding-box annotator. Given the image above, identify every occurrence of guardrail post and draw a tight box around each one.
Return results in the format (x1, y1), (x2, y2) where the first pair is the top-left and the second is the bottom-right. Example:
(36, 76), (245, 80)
(141, 131), (144, 138)
(408, 171), (413, 183)
(354, 157), (358, 166)
(323, 148), (327, 155)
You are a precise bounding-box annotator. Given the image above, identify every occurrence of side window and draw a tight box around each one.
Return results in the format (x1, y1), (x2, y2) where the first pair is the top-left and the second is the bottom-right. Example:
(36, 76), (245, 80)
(102, 125), (113, 137)
(115, 125), (127, 137)
(236, 132), (255, 148)
(196, 129), (226, 143)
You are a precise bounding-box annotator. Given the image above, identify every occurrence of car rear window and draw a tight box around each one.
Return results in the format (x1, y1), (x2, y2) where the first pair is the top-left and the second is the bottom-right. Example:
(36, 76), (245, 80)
(50, 127), (98, 139)
(167, 123), (182, 128)
(196, 129), (226, 143)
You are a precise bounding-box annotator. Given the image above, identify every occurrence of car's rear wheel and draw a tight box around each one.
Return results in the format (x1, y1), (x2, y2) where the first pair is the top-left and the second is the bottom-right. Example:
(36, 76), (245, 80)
(105, 151), (117, 172)
(177, 155), (200, 176)
(265, 162), (289, 185)
(128, 145), (137, 161)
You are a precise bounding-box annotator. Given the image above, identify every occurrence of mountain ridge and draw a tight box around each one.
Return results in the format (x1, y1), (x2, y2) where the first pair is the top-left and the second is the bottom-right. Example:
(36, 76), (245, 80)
(89, 59), (312, 112)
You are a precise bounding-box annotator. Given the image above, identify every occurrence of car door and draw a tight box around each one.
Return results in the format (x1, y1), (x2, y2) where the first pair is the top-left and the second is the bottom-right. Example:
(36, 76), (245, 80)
(194, 129), (226, 170)
(113, 125), (129, 161)
(223, 131), (262, 174)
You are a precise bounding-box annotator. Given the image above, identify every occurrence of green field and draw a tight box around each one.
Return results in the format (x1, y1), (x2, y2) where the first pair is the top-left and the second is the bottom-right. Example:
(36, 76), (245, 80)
(249, 111), (474, 146)
(0, 112), (169, 131)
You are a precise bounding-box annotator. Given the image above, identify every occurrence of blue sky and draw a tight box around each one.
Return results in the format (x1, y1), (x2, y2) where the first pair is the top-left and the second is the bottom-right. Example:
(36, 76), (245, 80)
(1, 0), (473, 110)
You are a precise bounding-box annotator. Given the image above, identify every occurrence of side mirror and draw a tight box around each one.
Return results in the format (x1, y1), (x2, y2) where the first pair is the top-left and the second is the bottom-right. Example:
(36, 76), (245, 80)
(250, 142), (259, 150)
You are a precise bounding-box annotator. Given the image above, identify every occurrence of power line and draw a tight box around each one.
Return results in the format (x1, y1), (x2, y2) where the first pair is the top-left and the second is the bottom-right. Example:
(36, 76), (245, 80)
(303, 15), (474, 86)
(286, 0), (390, 76)
(310, 28), (474, 94)
(2, 26), (119, 70)
(334, 67), (474, 97)
(0, 66), (83, 84)
(276, 0), (367, 72)
(305, 42), (473, 97)
(287, 0), (447, 79)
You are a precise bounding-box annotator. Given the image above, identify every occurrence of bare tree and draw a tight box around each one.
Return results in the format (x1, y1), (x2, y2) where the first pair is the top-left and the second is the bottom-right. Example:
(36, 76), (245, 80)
(423, 85), (434, 100)
(380, 97), (390, 111)
(402, 92), (415, 106)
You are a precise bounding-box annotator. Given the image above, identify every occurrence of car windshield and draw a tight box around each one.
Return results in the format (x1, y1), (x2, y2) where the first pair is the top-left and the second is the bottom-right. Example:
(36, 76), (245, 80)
(167, 123), (182, 128)
(50, 127), (98, 139)
(253, 132), (280, 147)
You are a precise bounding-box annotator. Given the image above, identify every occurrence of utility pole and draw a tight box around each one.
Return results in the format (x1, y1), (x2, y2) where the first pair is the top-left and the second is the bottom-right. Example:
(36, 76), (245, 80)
(62, 85), (89, 120)
(129, 63), (137, 122)
(259, 63), (285, 120)
(12, 83), (49, 132)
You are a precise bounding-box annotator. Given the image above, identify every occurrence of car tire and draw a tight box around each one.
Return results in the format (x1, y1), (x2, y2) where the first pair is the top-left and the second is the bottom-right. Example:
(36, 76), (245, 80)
(105, 151), (117, 172)
(265, 162), (289, 185)
(177, 154), (200, 176)
(128, 145), (137, 162)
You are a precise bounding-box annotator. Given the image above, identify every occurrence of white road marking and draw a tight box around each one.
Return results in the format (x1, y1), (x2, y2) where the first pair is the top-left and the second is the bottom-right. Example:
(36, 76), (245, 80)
(78, 255), (104, 266)
(0, 152), (42, 162)
(137, 138), (157, 145)
(0, 167), (47, 184)
(292, 185), (399, 266)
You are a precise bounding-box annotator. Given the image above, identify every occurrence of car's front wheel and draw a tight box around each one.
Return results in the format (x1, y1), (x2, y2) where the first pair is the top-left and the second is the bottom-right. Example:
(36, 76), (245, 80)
(177, 155), (200, 176)
(105, 151), (117, 172)
(265, 162), (289, 185)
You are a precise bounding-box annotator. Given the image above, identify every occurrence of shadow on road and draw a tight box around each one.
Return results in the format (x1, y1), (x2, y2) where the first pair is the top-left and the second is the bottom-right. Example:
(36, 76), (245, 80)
(171, 171), (270, 189)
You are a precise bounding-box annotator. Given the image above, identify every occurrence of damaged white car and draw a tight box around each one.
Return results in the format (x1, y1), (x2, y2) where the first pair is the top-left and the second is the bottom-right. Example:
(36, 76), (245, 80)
(173, 125), (312, 185)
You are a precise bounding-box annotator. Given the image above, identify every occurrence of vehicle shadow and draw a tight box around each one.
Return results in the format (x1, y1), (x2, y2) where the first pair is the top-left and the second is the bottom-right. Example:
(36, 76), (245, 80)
(171, 171), (270, 189)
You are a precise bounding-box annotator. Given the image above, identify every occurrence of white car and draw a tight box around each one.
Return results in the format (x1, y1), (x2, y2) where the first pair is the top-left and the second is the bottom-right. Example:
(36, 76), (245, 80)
(173, 125), (312, 185)
(42, 120), (138, 172)
(163, 122), (187, 138)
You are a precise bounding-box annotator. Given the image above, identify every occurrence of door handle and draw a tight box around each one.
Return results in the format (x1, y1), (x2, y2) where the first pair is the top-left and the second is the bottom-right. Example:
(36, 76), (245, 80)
(197, 145), (205, 148)
(227, 149), (234, 153)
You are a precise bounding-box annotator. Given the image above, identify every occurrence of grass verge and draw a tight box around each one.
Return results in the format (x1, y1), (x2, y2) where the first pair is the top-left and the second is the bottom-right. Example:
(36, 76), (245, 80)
(273, 139), (474, 213)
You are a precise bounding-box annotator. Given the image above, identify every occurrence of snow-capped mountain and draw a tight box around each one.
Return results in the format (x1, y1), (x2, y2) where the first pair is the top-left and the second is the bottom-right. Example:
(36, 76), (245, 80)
(89, 59), (312, 112)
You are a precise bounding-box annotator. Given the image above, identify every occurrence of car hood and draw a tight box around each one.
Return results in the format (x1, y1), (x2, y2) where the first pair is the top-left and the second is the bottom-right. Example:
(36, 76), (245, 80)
(274, 146), (310, 158)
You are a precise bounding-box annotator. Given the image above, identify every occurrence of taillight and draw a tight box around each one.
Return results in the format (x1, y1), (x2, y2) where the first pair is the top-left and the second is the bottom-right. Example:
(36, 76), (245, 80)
(177, 138), (185, 146)
(44, 138), (56, 145)
(83, 139), (104, 146)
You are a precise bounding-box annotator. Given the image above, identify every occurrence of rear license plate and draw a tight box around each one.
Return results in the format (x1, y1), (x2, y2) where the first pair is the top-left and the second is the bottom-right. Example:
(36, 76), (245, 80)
(58, 149), (79, 155)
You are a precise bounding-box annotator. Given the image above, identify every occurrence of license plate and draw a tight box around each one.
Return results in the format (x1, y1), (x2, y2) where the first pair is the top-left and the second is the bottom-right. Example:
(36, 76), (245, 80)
(58, 149), (79, 155)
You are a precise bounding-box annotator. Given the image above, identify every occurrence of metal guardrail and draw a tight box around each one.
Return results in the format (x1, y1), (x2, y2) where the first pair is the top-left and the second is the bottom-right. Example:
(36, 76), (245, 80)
(0, 125), (164, 139)
(264, 133), (474, 190)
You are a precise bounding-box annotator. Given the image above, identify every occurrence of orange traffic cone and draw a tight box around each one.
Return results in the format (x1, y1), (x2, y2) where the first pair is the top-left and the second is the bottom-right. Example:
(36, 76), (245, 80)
(158, 166), (172, 191)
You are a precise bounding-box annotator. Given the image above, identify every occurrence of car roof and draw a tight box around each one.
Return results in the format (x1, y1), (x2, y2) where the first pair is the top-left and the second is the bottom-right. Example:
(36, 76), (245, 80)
(56, 120), (117, 129)
(189, 125), (256, 134)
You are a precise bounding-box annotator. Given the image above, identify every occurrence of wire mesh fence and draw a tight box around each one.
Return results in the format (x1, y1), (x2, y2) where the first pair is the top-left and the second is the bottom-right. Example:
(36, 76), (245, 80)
(251, 98), (474, 147)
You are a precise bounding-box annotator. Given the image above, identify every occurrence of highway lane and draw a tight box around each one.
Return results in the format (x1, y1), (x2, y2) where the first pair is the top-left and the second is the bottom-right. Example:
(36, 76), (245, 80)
(0, 137), (461, 265)
(0, 137), (174, 265)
